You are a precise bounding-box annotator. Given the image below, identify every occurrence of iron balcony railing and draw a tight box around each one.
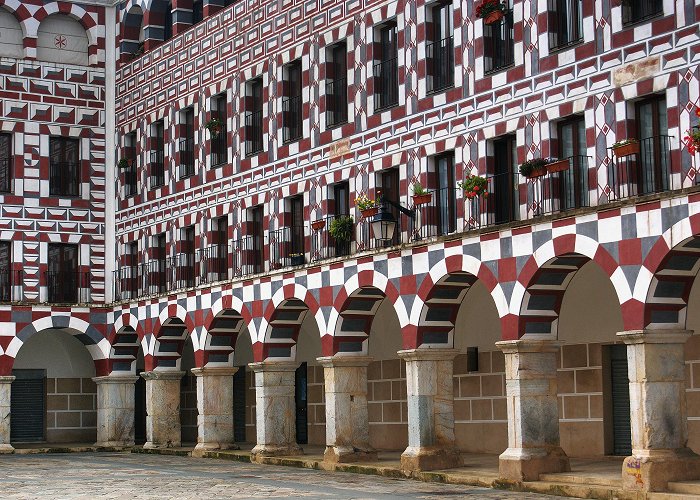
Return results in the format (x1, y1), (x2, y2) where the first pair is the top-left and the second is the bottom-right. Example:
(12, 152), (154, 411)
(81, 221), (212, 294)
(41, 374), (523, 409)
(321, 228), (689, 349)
(548, 0), (583, 50)
(179, 137), (195, 179)
(245, 110), (263, 156)
(411, 187), (458, 240)
(484, 10), (514, 74)
(282, 95), (303, 143)
(49, 161), (80, 197)
(45, 270), (91, 304)
(0, 268), (22, 302)
(373, 57), (399, 111)
(326, 77), (348, 128)
(210, 124), (228, 166)
(0, 157), (12, 193)
(311, 215), (353, 262)
(124, 161), (138, 198)
(609, 135), (673, 201)
(150, 150), (165, 187)
(114, 264), (144, 301)
(269, 226), (306, 269)
(427, 36), (454, 93)
(232, 235), (264, 277)
(357, 208), (405, 251)
(622, 0), (663, 25)
(528, 156), (591, 217)
(145, 259), (167, 295)
(199, 244), (228, 284)
(167, 253), (196, 290)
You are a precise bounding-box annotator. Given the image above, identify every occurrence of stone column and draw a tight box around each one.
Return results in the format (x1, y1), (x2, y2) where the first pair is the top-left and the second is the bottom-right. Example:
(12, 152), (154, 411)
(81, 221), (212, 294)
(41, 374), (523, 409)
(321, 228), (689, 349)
(142, 370), (184, 449)
(397, 348), (462, 471)
(496, 339), (569, 481)
(0, 376), (14, 453)
(94, 375), (139, 448)
(191, 366), (237, 452)
(617, 330), (700, 492)
(318, 356), (376, 463)
(250, 361), (302, 457)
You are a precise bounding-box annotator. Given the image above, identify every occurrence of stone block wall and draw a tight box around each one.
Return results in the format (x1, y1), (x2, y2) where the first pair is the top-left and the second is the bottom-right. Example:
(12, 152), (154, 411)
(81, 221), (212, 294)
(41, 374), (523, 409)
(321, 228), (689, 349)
(686, 336), (700, 454)
(367, 359), (408, 451)
(46, 378), (96, 443)
(453, 350), (507, 454)
(244, 369), (257, 443)
(306, 364), (325, 446)
(180, 374), (197, 444)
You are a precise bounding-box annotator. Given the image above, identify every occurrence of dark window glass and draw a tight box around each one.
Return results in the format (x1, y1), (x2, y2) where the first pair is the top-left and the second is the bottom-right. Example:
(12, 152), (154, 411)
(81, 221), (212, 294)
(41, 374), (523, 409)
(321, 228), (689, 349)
(283, 61), (303, 143)
(47, 244), (79, 303)
(326, 42), (348, 128)
(427, 3), (454, 92)
(150, 121), (165, 188)
(622, 0), (663, 25)
(179, 108), (195, 179)
(556, 116), (588, 210)
(635, 96), (670, 195)
(49, 137), (80, 197)
(492, 135), (518, 224)
(484, 8), (514, 74)
(435, 154), (456, 235)
(290, 196), (304, 256)
(192, 0), (203, 24)
(0, 134), (11, 193)
(250, 206), (264, 273)
(0, 241), (10, 302)
(373, 22), (399, 111)
(163, 2), (173, 41)
(548, 0), (583, 50)
(211, 94), (228, 166)
(245, 79), (264, 156)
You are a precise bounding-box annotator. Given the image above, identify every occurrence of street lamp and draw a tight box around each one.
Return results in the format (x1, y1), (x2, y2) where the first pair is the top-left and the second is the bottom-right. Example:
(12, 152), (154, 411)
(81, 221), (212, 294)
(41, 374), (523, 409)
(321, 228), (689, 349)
(370, 196), (415, 243)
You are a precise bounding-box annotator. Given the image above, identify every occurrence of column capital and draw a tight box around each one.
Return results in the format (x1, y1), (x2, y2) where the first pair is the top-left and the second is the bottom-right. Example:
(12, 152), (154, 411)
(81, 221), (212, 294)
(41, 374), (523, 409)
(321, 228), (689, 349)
(0, 376), (15, 384)
(317, 355), (373, 368)
(496, 339), (563, 354)
(141, 370), (185, 381)
(617, 329), (693, 345)
(397, 348), (459, 362)
(248, 360), (298, 373)
(93, 375), (140, 385)
(190, 366), (239, 377)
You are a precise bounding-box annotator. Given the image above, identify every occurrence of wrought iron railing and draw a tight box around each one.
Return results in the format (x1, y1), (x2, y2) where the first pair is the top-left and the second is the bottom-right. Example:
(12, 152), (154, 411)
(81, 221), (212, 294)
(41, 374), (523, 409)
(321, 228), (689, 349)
(484, 10), (514, 74)
(210, 125), (228, 167)
(622, 0), (663, 25)
(0, 268), (21, 302)
(167, 253), (196, 290)
(548, 0), (583, 50)
(487, 171), (520, 225)
(269, 226), (306, 269)
(199, 244), (228, 284)
(411, 187), (458, 240)
(179, 137), (195, 179)
(357, 209), (406, 251)
(282, 95), (303, 143)
(232, 235), (264, 277)
(528, 156), (591, 216)
(609, 135), (673, 201)
(0, 157), (12, 193)
(311, 215), (353, 262)
(124, 161), (138, 198)
(427, 36), (454, 92)
(150, 150), (165, 187)
(326, 77), (348, 127)
(45, 270), (91, 303)
(49, 161), (80, 197)
(114, 264), (143, 301)
(245, 110), (263, 156)
(373, 57), (399, 111)
(145, 259), (167, 295)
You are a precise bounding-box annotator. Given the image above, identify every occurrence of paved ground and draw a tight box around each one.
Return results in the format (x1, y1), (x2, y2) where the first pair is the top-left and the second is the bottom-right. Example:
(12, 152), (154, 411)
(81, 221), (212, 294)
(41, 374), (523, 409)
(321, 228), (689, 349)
(0, 452), (567, 499)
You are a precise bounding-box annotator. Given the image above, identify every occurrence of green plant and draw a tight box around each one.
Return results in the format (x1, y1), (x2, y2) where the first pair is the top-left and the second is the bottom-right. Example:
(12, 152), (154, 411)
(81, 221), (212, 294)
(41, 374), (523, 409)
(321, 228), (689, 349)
(205, 118), (224, 138)
(412, 182), (427, 196)
(458, 174), (488, 199)
(518, 158), (547, 177)
(355, 194), (377, 211)
(117, 158), (131, 169)
(611, 138), (639, 149)
(475, 0), (507, 19)
(329, 215), (354, 242)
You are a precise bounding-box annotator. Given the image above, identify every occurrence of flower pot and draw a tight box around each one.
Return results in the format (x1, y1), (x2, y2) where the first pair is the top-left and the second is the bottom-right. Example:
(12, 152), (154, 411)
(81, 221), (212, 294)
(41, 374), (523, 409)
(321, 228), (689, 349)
(483, 10), (504, 25)
(612, 142), (639, 157)
(527, 166), (548, 178)
(546, 159), (569, 174)
(413, 193), (433, 206)
(360, 207), (378, 218)
(311, 219), (326, 231)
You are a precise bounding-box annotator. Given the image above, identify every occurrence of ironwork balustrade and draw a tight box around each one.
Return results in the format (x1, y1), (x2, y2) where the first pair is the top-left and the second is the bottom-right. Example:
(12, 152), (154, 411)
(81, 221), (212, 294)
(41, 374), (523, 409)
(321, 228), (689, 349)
(46, 270), (91, 303)
(179, 137), (195, 179)
(199, 244), (228, 284)
(609, 135), (673, 201)
(373, 57), (399, 111)
(245, 110), (263, 155)
(427, 36), (454, 92)
(49, 161), (80, 197)
(311, 215), (353, 262)
(150, 150), (165, 187)
(282, 95), (303, 143)
(0, 268), (22, 302)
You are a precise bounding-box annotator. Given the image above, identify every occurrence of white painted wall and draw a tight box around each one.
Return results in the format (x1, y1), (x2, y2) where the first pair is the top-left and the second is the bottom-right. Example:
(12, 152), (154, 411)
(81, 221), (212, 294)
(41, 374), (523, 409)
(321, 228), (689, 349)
(296, 313), (322, 364)
(13, 329), (95, 378)
(37, 14), (89, 66)
(455, 280), (502, 351)
(234, 327), (254, 366)
(0, 10), (23, 59)
(368, 299), (403, 360)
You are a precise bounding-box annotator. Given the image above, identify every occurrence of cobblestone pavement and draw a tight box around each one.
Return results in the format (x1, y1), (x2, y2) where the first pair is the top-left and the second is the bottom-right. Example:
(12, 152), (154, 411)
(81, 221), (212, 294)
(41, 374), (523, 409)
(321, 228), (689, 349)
(0, 452), (570, 499)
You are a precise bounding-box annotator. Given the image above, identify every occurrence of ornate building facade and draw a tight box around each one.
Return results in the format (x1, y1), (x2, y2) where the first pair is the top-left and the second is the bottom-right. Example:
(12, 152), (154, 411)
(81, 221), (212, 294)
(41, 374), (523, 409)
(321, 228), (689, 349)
(0, 0), (700, 494)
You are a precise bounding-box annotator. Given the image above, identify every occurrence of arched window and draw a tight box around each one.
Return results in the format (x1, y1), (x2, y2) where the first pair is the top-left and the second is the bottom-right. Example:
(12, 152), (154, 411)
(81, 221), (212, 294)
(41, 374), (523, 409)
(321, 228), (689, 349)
(37, 14), (89, 66)
(122, 5), (145, 59)
(0, 9), (24, 59)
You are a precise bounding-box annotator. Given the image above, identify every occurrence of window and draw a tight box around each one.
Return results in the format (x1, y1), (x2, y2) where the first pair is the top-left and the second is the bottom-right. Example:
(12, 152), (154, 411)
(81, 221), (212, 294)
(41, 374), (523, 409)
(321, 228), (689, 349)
(47, 243), (79, 303)
(124, 131), (138, 197)
(283, 61), (303, 143)
(0, 241), (10, 302)
(326, 42), (348, 128)
(49, 137), (80, 197)
(179, 108), (195, 179)
(290, 196), (305, 259)
(149, 233), (167, 294)
(377, 168), (401, 247)
(557, 116), (588, 210)
(163, 2), (173, 41)
(427, 2), (454, 92)
(120, 241), (139, 300)
(484, 3), (514, 74)
(210, 93), (228, 166)
(373, 22), (399, 111)
(492, 135), (519, 225)
(150, 120), (165, 188)
(204, 216), (228, 282)
(249, 206), (264, 273)
(635, 96), (670, 195)
(245, 78), (264, 156)
(0, 134), (11, 193)
(548, 0), (582, 50)
(176, 225), (196, 288)
(435, 153), (456, 235)
(192, 0), (203, 24)
(332, 182), (351, 257)
(622, 0), (663, 26)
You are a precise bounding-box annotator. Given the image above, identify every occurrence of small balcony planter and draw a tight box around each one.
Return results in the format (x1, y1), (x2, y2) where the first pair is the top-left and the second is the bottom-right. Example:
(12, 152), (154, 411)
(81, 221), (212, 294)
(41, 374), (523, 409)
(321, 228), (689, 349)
(355, 194), (378, 219)
(412, 182), (432, 206)
(361, 207), (378, 218)
(611, 139), (639, 157)
(546, 158), (569, 174)
(458, 174), (489, 200)
(329, 215), (354, 243)
(205, 118), (224, 139)
(290, 253), (305, 266)
(117, 158), (133, 169)
(311, 219), (325, 231)
(476, 0), (507, 25)
(519, 158), (549, 179)
(685, 110), (700, 155)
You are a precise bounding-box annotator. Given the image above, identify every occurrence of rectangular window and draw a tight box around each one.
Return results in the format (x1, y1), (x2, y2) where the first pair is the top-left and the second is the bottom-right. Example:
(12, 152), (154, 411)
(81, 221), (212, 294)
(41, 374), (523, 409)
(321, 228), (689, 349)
(245, 79), (264, 156)
(332, 182), (351, 257)
(0, 241), (10, 302)
(210, 93), (228, 167)
(557, 116), (588, 210)
(622, 0), (663, 26)
(148, 233), (167, 294)
(326, 42), (348, 128)
(435, 153), (456, 236)
(290, 195), (305, 258)
(150, 120), (165, 188)
(124, 131), (138, 198)
(635, 96), (670, 195)
(47, 243), (79, 303)
(120, 241), (139, 300)
(179, 108), (195, 179)
(250, 206), (264, 273)
(49, 137), (80, 197)
(492, 135), (519, 225)
(204, 216), (228, 282)
(0, 134), (11, 193)
(177, 225), (196, 288)
(373, 22), (399, 112)
(484, 4), (514, 74)
(283, 61), (303, 143)
(377, 168), (401, 247)
(427, 2), (454, 92)
(548, 0), (583, 50)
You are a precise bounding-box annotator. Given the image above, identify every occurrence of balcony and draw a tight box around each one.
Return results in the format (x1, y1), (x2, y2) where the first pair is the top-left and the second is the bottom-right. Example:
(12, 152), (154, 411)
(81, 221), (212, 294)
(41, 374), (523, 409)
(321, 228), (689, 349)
(528, 155), (591, 216)
(150, 150), (165, 187)
(411, 187), (458, 240)
(114, 264), (143, 301)
(311, 215), (353, 262)
(210, 125), (228, 167)
(484, 10), (514, 74)
(282, 95), (303, 143)
(199, 244), (228, 284)
(49, 161), (80, 197)
(609, 136), (673, 201)
(46, 270), (91, 304)
(145, 259), (167, 295)
(124, 161), (138, 198)
(326, 78), (347, 128)
(0, 269), (22, 302)
(179, 138), (195, 179)
(269, 226), (306, 269)
(373, 57), (399, 111)
(427, 36), (454, 93)
(232, 235), (263, 277)
(245, 110), (263, 156)
(167, 253), (196, 289)
(0, 157), (12, 193)
(622, 0), (663, 25)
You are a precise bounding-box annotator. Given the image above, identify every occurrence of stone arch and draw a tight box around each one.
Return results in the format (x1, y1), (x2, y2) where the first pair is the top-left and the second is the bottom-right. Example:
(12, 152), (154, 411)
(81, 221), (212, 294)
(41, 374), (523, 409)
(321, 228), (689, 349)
(149, 316), (190, 371)
(142, 0), (173, 49)
(0, 6), (24, 58)
(198, 308), (247, 368)
(120, 4), (144, 60)
(36, 13), (90, 66)
(260, 298), (316, 361)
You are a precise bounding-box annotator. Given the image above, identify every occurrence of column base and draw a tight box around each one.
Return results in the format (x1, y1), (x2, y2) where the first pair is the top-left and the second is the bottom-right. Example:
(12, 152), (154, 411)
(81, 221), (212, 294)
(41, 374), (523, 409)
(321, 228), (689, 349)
(499, 447), (570, 482)
(400, 446), (462, 472)
(251, 443), (303, 458)
(324, 445), (377, 463)
(143, 440), (179, 450)
(0, 444), (14, 454)
(622, 448), (700, 492)
(95, 440), (134, 448)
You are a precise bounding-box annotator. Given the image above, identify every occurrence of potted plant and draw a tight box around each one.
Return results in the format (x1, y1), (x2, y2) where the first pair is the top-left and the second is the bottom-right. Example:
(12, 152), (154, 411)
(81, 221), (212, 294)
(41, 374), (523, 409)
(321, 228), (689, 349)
(205, 117), (224, 138)
(519, 158), (548, 178)
(311, 219), (326, 231)
(611, 138), (640, 157)
(329, 215), (354, 242)
(684, 107), (700, 155)
(458, 174), (489, 200)
(412, 182), (432, 206)
(355, 194), (378, 218)
(475, 0), (507, 25)
(117, 158), (132, 169)
(546, 157), (569, 174)
(289, 253), (305, 266)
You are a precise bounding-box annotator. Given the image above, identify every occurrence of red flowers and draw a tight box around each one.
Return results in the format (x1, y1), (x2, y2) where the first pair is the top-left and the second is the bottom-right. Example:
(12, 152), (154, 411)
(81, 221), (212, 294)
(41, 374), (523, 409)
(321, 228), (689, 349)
(475, 0), (507, 19)
(458, 174), (488, 200)
(685, 105), (700, 155)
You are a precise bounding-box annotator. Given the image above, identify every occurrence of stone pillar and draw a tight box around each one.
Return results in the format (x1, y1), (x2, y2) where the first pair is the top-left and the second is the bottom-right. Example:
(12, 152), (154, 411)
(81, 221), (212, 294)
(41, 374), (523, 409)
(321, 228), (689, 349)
(94, 375), (139, 448)
(496, 339), (570, 481)
(142, 370), (184, 449)
(397, 348), (462, 471)
(250, 361), (302, 457)
(0, 376), (14, 453)
(318, 356), (376, 463)
(617, 330), (700, 492)
(191, 367), (237, 452)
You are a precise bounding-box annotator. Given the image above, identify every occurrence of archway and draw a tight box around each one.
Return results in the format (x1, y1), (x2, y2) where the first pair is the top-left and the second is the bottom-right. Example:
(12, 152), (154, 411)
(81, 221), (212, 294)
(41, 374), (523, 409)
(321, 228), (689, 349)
(0, 8), (24, 59)
(37, 14), (89, 66)
(121, 5), (145, 60)
(12, 328), (97, 444)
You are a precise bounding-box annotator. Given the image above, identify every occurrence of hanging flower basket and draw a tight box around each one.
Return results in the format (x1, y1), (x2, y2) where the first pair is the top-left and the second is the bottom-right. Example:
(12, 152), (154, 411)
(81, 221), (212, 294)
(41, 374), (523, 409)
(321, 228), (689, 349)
(205, 118), (224, 139)
(355, 194), (378, 218)
(458, 174), (489, 200)
(611, 139), (639, 157)
(483, 10), (505, 24)
(361, 207), (379, 218)
(546, 158), (569, 174)
(475, 0), (507, 25)
(311, 219), (326, 231)
(519, 158), (549, 179)
(412, 182), (432, 206)
(117, 158), (132, 169)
